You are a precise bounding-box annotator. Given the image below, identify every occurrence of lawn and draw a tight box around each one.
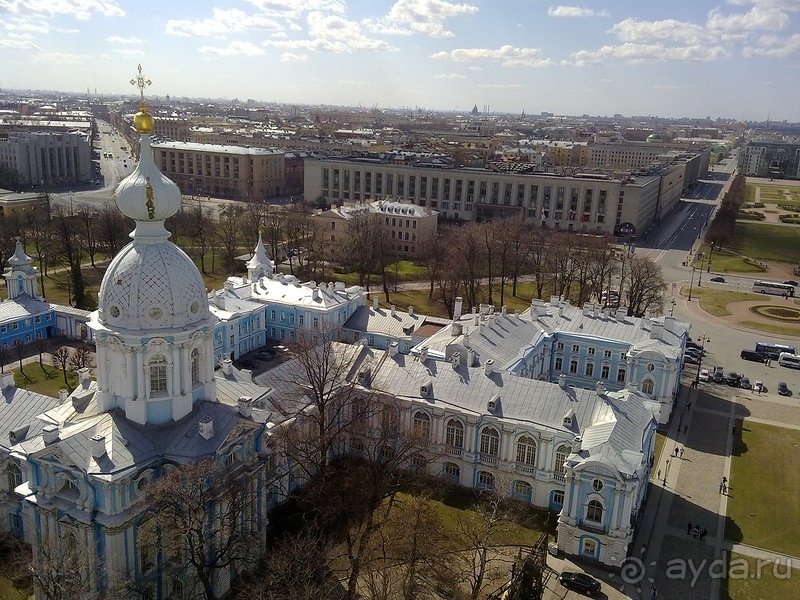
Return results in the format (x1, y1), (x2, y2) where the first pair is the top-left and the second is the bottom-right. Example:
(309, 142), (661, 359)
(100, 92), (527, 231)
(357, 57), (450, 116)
(722, 552), (800, 600)
(678, 287), (762, 317)
(726, 422), (800, 557)
(0, 577), (26, 600)
(11, 362), (77, 397)
(745, 183), (800, 206)
(692, 244), (765, 274)
(652, 431), (667, 476)
(737, 320), (800, 338)
(728, 222), (800, 263)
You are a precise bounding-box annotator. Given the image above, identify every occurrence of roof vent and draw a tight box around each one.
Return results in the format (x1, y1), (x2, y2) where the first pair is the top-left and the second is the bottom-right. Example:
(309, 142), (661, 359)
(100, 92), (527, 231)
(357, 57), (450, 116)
(558, 374), (567, 387)
(42, 425), (59, 445)
(408, 305), (414, 317)
(238, 396), (253, 418)
(358, 368), (372, 386)
(419, 346), (429, 363)
(487, 393), (502, 415)
(596, 381), (606, 396)
(572, 435), (582, 452)
(484, 359), (494, 376)
(59, 388), (69, 403)
(420, 380), (432, 398)
(199, 416), (214, 440)
(388, 341), (399, 357)
(451, 352), (461, 369)
(0, 372), (15, 390)
(452, 322), (463, 336)
(91, 434), (106, 459)
(9, 425), (29, 445)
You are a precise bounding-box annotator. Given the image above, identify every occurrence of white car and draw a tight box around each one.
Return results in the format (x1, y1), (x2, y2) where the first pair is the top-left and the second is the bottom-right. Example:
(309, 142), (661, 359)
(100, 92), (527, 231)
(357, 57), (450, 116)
(699, 369), (710, 382)
(754, 380), (764, 393)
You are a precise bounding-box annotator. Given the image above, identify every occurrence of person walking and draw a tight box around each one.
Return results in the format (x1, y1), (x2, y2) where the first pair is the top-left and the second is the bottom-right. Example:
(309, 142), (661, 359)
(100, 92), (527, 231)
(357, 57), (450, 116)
(640, 544), (647, 558)
(719, 481), (725, 494)
(680, 447), (685, 459)
(687, 521), (692, 535)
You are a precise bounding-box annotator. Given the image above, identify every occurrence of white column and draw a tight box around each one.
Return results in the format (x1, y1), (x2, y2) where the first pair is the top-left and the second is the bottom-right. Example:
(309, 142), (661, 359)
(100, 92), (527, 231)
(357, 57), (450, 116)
(612, 484), (623, 529)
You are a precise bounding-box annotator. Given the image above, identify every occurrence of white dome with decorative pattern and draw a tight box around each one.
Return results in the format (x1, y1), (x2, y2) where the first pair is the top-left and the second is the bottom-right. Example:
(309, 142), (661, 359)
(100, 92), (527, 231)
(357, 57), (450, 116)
(98, 241), (209, 330)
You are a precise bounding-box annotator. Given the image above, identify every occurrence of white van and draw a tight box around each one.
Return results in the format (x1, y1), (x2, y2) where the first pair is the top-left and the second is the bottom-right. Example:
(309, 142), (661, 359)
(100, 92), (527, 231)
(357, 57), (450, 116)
(778, 352), (800, 369)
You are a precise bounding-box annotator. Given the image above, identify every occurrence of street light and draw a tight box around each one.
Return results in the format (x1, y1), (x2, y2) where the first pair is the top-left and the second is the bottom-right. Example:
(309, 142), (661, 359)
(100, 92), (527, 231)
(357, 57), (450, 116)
(669, 298), (676, 317)
(688, 268), (696, 301)
(694, 334), (710, 385)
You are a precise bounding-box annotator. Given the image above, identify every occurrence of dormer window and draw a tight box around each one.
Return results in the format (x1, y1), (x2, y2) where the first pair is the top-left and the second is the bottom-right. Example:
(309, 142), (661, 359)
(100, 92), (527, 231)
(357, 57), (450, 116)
(563, 416), (572, 427)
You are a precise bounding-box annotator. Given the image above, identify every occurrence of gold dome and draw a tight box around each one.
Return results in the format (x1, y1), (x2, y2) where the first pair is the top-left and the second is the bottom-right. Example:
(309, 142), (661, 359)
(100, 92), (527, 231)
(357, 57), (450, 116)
(134, 106), (154, 134)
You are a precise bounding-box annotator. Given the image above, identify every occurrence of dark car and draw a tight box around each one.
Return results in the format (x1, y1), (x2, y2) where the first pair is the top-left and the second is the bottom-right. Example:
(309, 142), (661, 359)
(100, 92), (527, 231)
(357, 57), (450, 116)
(684, 355), (699, 365)
(778, 382), (791, 396)
(740, 377), (751, 389)
(255, 351), (275, 361)
(558, 572), (601, 596)
(726, 371), (740, 386)
(235, 359), (259, 370)
(784, 280), (798, 287)
(710, 276), (726, 283)
(741, 349), (767, 362)
(713, 371), (725, 383)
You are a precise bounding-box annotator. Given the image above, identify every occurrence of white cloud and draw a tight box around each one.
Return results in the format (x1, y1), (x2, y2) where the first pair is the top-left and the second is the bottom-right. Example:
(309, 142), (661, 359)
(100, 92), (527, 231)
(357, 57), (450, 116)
(113, 48), (144, 57)
(166, 8), (283, 38)
(106, 35), (141, 44)
(612, 18), (711, 45)
(434, 73), (466, 78)
(743, 32), (800, 57)
(264, 11), (391, 53)
(198, 41), (267, 57)
(1, 0), (124, 20)
(430, 44), (552, 67)
(245, 0), (346, 19)
(363, 0), (478, 38)
(0, 37), (41, 50)
(467, 65), (482, 70)
(571, 42), (729, 66)
(280, 52), (308, 61)
(707, 5), (789, 32)
(548, 6), (609, 18)
(31, 51), (87, 63)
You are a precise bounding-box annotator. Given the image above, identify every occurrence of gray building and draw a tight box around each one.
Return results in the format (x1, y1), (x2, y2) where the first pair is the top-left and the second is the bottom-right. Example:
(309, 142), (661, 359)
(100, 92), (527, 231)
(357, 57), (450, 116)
(738, 139), (800, 180)
(0, 131), (92, 187)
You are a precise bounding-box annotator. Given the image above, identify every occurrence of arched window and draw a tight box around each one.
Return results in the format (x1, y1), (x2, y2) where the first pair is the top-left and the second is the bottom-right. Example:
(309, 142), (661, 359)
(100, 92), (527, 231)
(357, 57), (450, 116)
(515, 436), (537, 466)
(477, 471), (495, 490)
(351, 397), (368, 427)
(616, 367), (626, 383)
(586, 499), (604, 523)
(6, 463), (22, 492)
(381, 405), (399, 433)
(444, 462), (460, 482)
(479, 426), (500, 456)
(569, 359), (578, 373)
(445, 419), (464, 448)
(554, 444), (571, 475)
(412, 412), (431, 440)
(380, 445), (395, 461)
(585, 362), (594, 377)
(191, 349), (200, 384)
(641, 378), (654, 395)
(554, 356), (563, 371)
(149, 354), (167, 393)
(512, 480), (532, 500)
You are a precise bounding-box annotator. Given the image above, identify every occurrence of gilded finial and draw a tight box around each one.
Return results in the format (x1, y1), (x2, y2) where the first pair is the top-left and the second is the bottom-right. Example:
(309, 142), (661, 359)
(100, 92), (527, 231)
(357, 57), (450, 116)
(130, 64), (154, 133)
(145, 177), (156, 220)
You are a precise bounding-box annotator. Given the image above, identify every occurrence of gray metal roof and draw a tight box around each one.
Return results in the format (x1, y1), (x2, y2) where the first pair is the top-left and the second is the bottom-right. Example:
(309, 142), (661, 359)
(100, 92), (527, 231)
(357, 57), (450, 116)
(0, 386), (61, 452)
(0, 294), (51, 322)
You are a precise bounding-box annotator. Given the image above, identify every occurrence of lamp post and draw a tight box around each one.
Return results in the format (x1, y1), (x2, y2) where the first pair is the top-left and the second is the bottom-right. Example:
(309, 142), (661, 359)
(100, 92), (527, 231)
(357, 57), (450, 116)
(688, 268), (696, 301)
(694, 334), (710, 385)
(669, 298), (676, 317)
(698, 255), (705, 287)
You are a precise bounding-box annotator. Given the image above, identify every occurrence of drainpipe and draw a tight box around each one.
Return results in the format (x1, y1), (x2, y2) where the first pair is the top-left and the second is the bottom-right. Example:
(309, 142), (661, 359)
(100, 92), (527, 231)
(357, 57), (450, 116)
(471, 415), (486, 489)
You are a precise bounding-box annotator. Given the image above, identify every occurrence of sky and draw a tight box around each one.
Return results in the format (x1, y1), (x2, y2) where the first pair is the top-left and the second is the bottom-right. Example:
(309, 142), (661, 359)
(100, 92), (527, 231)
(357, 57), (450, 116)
(1, 0), (800, 121)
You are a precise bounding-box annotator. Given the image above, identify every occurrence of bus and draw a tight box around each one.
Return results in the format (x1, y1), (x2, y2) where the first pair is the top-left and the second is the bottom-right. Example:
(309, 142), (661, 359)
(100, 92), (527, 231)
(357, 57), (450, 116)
(755, 342), (797, 360)
(778, 352), (800, 369)
(753, 280), (795, 296)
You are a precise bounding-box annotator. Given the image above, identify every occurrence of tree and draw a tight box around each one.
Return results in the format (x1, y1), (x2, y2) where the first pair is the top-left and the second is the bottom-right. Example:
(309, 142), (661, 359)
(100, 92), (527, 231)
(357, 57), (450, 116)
(77, 207), (101, 267)
(215, 203), (245, 275)
(68, 345), (94, 371)
(50, 346), (72, 388)
(13, 340), (30, 384)
(95, 203), (130, 257)
(625, 255), (666, 317)
(29, 532), (94, 600)
(50, 206), (87, 308)
(142, 460), (260, 600)
(189, 204), (214, 275)
(33, 337), (50, 370)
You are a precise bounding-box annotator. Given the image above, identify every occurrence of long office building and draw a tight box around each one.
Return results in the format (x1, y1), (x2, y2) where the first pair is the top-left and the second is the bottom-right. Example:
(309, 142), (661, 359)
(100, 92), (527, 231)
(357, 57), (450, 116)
(305, 156), (668, 237)
(738, 139), (800, 179)
(0, 131), (92, 187)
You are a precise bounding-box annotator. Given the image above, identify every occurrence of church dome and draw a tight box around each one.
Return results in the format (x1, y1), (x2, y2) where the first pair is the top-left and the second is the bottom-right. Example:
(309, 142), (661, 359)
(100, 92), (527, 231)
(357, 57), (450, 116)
(98, 242), (209, 330)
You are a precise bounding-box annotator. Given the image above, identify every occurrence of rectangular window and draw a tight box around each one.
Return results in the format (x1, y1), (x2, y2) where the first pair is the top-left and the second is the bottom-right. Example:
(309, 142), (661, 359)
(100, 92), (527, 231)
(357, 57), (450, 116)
(603, 350), (611, 358)
(601, 365), (609, 379)
(556, 342), (564, 350)
(572, 344), (579, 353)
(299, 315), (304, 325)
(588, 347), (595, 355)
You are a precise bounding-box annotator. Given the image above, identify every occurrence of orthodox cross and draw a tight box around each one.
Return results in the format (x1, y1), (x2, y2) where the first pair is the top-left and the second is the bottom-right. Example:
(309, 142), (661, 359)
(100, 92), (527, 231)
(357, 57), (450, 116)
(130, 64), (152, 105)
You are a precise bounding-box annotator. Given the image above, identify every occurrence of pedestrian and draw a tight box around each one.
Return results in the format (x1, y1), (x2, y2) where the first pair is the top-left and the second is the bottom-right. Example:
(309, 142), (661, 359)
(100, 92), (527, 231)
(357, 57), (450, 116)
(687, 401), (692, 411)
(640, 543), (647, 557)
(674, 446), (679, 457)
(701, 528), (708, 541)
(732, 424), (736, 435)
(722, 483), (728, 494)
(694, 525), (700, 538)
(683, 424), (688, 434)
(722, 476), (727, 484)
(680, 447), (685, 459)
(651, 585), (658, 600)
(657, 469), (661, 480)
(719, 481), (724, 494)
(687, 521), (692, 535)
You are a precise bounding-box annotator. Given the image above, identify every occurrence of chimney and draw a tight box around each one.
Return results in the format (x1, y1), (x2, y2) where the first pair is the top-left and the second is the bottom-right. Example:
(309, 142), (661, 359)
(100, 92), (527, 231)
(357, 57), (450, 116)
(641, 316), (650, 330)
(463, 332), (470, 347)
(408, 305), (414, 317)
(221, 359), (233, 375)
(388, 341), (399, 357)
(238, 396), (253, 418)
(558, 374), (567, 387)
(501, 305), (507, 316)
(474, 313), (479, 326)
(596, 381), (606, 396)
(467, 347), (476, 367)
(452, 322), (463, 336)
(484, 359), (494, 376)
(199, 416), (214, 440)
(572, 435), (582, 452)
(91, 434), (106, 459)
(373, 297), (379, 310)
(583, 303), (592, 316)
(0, 372), (15, 389)
(664, 315), (677, 333)
(593, 304), (599, 318)
(453, 297), (463, 321)
(59, 389), (69, 403)
(616, 307), (628, 321)
(390, 305), (396, 317)
(419, 346), (429, 363)
(42, 425), (59, 445)
(627, 381), (638, 392)
(515, 309), (521, 319)
(451, 352), (461, 369)
(78, 368), (90, 385)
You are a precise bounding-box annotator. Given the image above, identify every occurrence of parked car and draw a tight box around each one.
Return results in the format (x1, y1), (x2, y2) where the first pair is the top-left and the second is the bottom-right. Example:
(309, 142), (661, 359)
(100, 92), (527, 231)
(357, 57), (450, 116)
(726, 371), (740, 386)
(684, 355), (699, 365)
(699, 369), (710, 382)
(740, 377), (751, 389)
(784, 280), (798, 287)
(686, 348), (705, 358)
(713, 370), (725, 383)
(255, 351), (275, 361)
(741, 349), (767, 362)
(710, 276), (726, 283)
(235, 359), (259, 370)
(558, 572), (601, 597)
(686, 341), (703, 350)
(778, 382), (791, 396)
(754, 380), (764, 393)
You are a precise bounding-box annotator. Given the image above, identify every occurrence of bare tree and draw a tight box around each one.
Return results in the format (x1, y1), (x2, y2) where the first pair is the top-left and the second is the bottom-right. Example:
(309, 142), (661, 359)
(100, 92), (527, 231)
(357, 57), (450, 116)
(29, 533), (93, 600)
(77, 207), (101, 267)
(95, 203), (130, 257)
(215, 203), (245, 275)
(13, 340), (30, 383)
(33, 336), (50, 370)
(142, 460), (260, 600)
(68, 345), (95, 371)
(50, 206), (87, 308)
(50, 346), (72, 389)
(189, 204), (214, 275)
(625, 255), (666, 317)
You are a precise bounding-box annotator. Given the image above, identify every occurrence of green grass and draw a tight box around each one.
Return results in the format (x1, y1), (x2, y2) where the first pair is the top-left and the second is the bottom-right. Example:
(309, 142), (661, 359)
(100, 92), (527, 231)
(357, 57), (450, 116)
(11, 362), (77, 397)
(653, 431), (667, 474)
(722, 553), (800, 600)
(737, 320), (800, 337)
(726, 422), (800, 556)
(728, 223), (800, 263)
(692, 244), (766, 274)
(679, 286), (762, 317)
(0, 577), (26, 600)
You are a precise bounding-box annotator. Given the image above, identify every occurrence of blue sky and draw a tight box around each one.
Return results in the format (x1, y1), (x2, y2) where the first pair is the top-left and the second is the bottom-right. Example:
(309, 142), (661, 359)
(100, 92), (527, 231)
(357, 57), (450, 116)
(1, 0), (799, 121)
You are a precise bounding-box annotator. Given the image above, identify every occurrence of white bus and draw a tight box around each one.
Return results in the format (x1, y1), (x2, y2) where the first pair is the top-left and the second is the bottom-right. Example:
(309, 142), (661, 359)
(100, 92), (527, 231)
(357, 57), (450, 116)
(753, 280), (796, 296)
(778, 352), (800, 369)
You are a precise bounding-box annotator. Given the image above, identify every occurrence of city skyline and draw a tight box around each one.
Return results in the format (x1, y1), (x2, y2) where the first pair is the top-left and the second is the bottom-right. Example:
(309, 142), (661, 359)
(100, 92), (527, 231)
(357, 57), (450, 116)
(1, 0), (799, 122)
